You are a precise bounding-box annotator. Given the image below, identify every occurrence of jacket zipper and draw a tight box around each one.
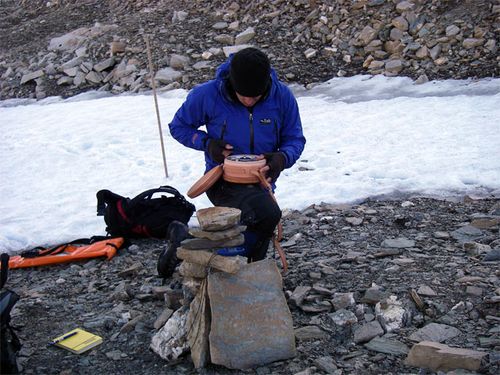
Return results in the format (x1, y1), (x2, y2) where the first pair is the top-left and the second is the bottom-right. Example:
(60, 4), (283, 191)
(220, 120), (227, 140)
(249, 111), (254, 153)
(274, 119), (279, 149)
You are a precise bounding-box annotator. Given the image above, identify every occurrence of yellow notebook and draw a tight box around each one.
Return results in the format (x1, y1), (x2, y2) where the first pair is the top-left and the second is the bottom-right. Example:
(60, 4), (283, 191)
(50, 328), (102, 354)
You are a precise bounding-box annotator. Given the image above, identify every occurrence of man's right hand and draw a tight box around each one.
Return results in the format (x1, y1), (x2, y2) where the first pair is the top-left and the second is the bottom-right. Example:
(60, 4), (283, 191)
(207, 139), (233, 164)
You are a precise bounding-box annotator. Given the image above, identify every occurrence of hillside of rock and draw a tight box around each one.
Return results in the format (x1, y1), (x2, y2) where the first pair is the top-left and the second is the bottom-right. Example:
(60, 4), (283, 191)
(0, 0), (498, 100)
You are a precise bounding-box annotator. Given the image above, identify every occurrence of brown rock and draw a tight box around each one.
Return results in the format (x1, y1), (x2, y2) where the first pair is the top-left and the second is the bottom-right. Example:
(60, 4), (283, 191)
(177, 248), (246, 274)
(405, 341), (487, 372)
(196, 207), (241, 231)
(358, 25), (378, 46)
(462, 38), (484, 49)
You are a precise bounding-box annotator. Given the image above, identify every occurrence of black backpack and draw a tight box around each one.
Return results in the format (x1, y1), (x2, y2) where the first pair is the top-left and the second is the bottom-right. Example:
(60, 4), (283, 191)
(0, 253), (21, 374)
(96, 186), (195, 239)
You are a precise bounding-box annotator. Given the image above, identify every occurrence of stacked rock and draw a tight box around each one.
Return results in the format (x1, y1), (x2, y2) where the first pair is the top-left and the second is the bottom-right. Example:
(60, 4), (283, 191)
(151, 206), (296, 370)
(178, 206), (248, 302)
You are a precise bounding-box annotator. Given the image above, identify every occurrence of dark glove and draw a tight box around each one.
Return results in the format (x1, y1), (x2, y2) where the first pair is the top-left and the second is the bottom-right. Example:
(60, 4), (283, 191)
(207, 139), (230, 164)
(263, 152), (286, 182)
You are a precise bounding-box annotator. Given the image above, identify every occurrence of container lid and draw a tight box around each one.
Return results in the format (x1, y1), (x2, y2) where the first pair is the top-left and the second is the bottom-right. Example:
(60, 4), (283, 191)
(187, 165), (223, 198)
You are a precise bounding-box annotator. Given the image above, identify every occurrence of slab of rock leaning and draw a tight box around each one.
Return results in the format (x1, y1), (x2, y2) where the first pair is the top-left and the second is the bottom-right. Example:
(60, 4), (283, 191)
(208, 259), (296, 369)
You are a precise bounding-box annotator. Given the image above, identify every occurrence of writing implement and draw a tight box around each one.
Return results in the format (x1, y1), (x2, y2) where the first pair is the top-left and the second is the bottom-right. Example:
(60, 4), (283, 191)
(48, 331), (78, 346)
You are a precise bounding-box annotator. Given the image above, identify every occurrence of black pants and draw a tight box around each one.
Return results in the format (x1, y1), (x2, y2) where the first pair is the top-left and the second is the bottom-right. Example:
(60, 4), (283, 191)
(206, 179), (281, 261)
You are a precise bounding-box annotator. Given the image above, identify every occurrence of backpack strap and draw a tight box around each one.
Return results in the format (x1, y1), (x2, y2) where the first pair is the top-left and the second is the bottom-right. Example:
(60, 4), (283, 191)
(96, 190), (127, 216)
(130, 185), (185, 203)
(19, 236), (126, 259)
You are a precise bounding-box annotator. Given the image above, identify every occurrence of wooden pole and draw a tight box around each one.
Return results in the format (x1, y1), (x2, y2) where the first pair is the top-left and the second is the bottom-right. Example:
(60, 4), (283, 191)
(144, 35), (169, 178)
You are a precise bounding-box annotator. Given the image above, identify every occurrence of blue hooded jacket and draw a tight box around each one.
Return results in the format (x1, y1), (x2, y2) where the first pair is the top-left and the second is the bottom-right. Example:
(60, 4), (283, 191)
(168, 55), (306, 187)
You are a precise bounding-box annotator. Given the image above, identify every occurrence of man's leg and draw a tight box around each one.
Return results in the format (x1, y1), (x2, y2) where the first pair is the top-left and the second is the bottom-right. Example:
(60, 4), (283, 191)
(207, 180), (281, 262)
(157, 220), (189, 279)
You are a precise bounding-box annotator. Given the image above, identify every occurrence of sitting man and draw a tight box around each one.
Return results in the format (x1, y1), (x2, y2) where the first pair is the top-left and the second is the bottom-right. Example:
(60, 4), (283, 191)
(158, 47), (306, 278)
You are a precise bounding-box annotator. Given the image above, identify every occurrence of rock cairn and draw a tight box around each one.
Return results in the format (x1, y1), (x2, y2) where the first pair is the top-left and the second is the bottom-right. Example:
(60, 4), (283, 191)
(1, 0), (498, 100)
(150, 206), (296, 370)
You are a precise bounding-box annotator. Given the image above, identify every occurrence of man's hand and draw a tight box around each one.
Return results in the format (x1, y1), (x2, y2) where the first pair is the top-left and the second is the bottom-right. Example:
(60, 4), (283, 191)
(259, 152), (286, 183)
(207, 139), (233, 164)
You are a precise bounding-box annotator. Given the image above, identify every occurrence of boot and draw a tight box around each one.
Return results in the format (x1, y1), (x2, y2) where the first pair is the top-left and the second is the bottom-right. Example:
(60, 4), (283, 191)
(157, 221), (189, 279)
(248, 237), (271, 263)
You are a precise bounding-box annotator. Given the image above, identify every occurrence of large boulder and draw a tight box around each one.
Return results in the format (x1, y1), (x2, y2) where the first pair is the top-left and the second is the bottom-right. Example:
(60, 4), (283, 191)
(208, 260), (296, 369)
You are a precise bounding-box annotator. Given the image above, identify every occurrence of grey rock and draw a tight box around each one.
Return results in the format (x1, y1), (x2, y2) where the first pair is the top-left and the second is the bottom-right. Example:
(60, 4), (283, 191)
(235, 27), (256, 45)
(331, 292), (355, 311)
(21, 70), (44, 84)
(154, 67), (182, 84)
(381, 237), (415, 248)
(451, 225), (483, 242)
(208, 260), (296, 369)
(56, 76), (73, 85)
(361, 287), (387, 304)
(212, 22), (228, 30)
(85, 71), (103, 84)
(462, 38), (484, 49)
(295, 326), (327, 340)
(446, 25), (461, 37)
(385, 59), (403, 73)
(289, 285), (311, 307)
(60, 57), (83, 71)
(169, 54), (190, 69)
(214, 34), (234, 45)
(314, 356), (338, 373)
(94, 57), (115, 72)
(409, 323), (461, 343)
(329, 309), (358, 326)
(365, 336), (409, 355)
(483, 248), (500, 261)
(180, 234), (244, 250)
(354, 321), (384, 343)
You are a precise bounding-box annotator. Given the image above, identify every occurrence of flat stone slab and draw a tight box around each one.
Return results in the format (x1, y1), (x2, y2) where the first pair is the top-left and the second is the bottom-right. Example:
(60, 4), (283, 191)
(181, 234), (244, 250)
(190, 225), (246, 241)
(409, 323), (461, 343)
(196, 207), (241, 231)
(365, 336), (409, 355)
(381, 237), (415, 248)
(405, 341), (487, 372)
(208, 260), (296, 369)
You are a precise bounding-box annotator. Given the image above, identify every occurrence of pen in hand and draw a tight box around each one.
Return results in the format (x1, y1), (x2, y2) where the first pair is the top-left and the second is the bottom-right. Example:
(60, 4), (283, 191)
(48, 331), (78, 346)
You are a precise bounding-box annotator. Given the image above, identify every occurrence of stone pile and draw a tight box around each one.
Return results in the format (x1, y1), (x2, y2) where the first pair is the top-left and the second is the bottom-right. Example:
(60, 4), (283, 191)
(1, 0), (498, 100)
(150, 206), (296, 370)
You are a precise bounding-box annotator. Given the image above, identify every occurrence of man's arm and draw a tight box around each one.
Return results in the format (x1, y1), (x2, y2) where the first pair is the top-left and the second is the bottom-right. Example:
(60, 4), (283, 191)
(168, 87), (210, 151)
(277, 87), (306, 169)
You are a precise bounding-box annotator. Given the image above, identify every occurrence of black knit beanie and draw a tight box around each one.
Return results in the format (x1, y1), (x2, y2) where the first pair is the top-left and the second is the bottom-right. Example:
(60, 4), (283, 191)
(229, 47), (271, 97)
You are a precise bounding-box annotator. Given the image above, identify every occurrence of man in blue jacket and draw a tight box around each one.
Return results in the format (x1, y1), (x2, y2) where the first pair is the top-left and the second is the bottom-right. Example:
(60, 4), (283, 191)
(158, 47), (305, 278)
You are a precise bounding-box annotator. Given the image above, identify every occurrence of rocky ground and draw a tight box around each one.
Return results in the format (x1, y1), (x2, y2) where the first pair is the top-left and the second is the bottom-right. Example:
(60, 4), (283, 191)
(5, 195), (500, 374)
(0, 0), (499, 100)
